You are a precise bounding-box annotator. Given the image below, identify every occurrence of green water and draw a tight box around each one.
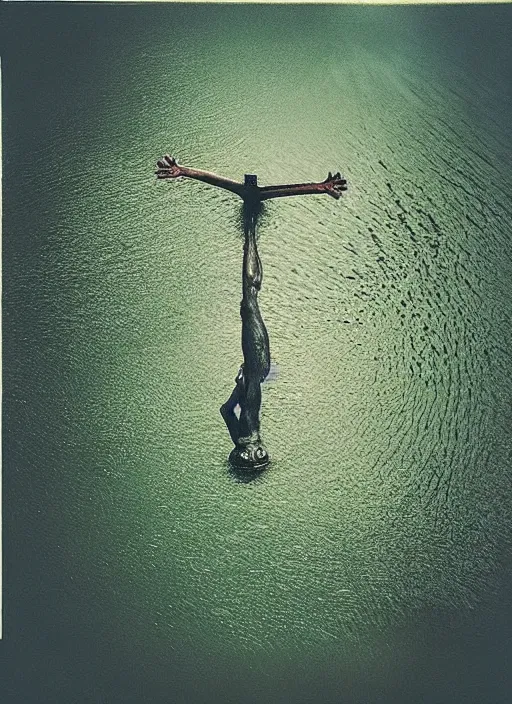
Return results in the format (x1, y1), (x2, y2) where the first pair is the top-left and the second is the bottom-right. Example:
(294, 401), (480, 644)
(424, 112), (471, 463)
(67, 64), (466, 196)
(3, 4), (512, 703)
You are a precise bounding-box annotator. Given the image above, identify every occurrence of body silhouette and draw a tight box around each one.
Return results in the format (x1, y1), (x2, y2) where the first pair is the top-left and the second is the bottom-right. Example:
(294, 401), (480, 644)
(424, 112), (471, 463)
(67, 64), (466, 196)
(155, 157), (347, 469)
(220, 196), (271, 469)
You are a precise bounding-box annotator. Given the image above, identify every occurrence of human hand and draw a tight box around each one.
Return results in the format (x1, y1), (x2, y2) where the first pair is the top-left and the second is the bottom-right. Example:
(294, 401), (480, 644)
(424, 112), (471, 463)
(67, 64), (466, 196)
(155, 154), (182, 179)
(323, 171), (348, 199)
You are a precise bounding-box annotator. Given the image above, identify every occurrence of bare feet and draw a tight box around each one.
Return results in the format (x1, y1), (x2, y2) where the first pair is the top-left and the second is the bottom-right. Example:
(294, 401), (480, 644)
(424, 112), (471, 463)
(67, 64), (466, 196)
(155, 154), (182, 179)
(322, 171), (348, 199)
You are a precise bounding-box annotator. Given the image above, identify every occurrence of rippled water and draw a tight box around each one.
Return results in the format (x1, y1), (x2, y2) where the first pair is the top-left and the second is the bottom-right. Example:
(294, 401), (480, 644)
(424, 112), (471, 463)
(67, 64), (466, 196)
(4, 4), (512, 702)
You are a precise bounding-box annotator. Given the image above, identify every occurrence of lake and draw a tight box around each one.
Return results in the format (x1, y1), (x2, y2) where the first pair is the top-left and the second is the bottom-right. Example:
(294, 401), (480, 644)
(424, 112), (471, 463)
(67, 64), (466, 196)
(3, 3), (512, 702)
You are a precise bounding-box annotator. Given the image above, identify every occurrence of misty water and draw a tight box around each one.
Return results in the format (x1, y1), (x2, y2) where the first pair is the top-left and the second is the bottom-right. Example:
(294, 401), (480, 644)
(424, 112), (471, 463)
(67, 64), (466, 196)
(4, 4), (512, 703)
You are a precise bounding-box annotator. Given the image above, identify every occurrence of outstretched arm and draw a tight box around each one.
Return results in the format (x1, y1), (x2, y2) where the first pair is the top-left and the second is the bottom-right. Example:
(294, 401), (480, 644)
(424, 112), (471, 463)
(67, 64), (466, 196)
(259, 172), (347, 201)
(155, 155), (245, 198)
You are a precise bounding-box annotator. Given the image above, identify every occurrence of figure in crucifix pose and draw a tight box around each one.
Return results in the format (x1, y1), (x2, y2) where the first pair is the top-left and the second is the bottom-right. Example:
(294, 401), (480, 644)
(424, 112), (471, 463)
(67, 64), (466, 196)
(156, 155), (347, 469)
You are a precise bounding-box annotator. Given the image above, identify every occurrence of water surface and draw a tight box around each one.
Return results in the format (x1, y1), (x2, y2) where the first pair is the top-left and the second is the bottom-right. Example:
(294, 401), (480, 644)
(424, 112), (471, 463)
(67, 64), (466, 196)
(3, 4), (512, 703)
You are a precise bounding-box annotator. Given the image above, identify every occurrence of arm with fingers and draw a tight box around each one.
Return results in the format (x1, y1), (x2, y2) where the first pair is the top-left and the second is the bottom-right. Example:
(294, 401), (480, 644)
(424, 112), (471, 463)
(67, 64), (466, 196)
(156, 156), (347, 202)
(155, 155), (245, 198)
(259, 172), (347, 201)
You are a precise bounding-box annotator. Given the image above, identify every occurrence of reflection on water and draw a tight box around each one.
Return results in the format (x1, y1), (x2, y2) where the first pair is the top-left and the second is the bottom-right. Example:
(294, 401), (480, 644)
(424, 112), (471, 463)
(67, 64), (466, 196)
(4, 3), (512, 702)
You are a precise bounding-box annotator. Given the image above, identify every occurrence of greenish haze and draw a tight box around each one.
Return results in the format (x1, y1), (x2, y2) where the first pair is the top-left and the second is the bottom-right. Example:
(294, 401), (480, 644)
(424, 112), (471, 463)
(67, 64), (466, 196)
(3, 4), (512, 703)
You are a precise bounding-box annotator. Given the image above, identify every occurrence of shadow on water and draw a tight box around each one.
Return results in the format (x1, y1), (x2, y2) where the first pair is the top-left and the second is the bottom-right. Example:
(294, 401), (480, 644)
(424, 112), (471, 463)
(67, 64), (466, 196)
(227, 460), (270, 484)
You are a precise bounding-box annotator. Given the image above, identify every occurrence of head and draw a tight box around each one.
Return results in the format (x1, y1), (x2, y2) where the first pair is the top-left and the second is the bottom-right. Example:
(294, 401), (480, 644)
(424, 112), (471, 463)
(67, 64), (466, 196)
(229, 442), (269, 470)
